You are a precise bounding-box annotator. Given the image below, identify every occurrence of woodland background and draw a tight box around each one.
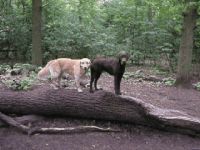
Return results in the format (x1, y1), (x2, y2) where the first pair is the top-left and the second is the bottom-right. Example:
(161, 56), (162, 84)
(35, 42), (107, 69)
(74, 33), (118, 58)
(0, 0), (200, 86)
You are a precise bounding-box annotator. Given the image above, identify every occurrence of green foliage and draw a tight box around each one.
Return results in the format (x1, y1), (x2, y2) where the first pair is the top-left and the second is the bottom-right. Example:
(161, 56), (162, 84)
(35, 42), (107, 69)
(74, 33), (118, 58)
(0, 64), (11, 74)
(0, 0), (32, 60)
(153, 66), (169, 76)
(1, 63), (38, 90)
(0, 0), (199, 72)
(130, 50), (144, 65)
(123, 70), (145, 80)
(193, 82), (200, 91)
(13, 63), (38, 72)
(162, 77), (176, 86)
(2, 71), (37, 91)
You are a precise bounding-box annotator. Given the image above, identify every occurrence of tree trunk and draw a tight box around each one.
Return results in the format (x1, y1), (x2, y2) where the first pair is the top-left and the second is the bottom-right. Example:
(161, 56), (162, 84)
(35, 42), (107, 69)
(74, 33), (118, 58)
(78, 0), (83, 23)
(175, 5), (198, 87)
(32, 0), (42, 66)
(1, 86), (200, 136)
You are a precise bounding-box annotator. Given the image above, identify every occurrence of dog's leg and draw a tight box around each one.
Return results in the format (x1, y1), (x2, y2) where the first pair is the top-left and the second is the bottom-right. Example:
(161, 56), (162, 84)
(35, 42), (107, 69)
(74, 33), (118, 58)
(49, 66), (60, 89)
(57, 75), (62, 88)
(90, 69), (95, 93)
(75, 75), (83, 92)
(94, 72), (102, 91)
(74, 64), (83, 92)
(79, 74), (90, 88)
(50, 76), (61, 89)
(50, 79), (59, 89)
(114, 75), (122, 95)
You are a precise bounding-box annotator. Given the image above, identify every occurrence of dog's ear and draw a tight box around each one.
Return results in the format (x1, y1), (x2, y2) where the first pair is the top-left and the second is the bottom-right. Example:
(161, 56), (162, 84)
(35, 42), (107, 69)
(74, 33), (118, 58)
(117, 51), (130, 59)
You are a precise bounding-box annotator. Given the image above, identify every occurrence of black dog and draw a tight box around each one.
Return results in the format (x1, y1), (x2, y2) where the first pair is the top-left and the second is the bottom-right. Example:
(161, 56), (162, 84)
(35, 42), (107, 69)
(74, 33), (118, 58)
(90, 51), (129, 95)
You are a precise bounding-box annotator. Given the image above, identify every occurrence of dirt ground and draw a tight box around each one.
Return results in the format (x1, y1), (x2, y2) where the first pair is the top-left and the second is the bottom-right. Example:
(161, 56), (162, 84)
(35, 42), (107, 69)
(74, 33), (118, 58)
(1, 66), (200, 150)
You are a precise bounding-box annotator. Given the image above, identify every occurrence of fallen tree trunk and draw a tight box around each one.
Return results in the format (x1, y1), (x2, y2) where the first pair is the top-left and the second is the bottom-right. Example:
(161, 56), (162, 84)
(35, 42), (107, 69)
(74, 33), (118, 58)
(0, 86), (200, 136)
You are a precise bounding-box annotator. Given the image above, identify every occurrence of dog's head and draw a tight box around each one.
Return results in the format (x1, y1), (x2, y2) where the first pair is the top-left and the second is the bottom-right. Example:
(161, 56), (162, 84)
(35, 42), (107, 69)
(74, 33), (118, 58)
(117, 51), (130, 65)
(80, 58), (91, 70)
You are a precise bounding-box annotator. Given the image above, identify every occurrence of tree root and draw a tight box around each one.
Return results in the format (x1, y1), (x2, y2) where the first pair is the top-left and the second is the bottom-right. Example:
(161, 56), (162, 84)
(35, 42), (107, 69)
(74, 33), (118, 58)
(0, 112), (120, 135)
(29, 126), (120, 135)
(0, 112), (29, 134)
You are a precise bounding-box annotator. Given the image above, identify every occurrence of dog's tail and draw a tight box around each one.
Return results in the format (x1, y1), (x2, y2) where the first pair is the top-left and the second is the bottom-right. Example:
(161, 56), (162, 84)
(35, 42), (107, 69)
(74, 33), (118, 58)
(37, 67), (50, 81)
(37, 61), (53, 80)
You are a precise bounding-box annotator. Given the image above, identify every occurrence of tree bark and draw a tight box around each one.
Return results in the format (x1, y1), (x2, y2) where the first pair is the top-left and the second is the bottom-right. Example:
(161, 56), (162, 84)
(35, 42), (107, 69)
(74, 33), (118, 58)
(176, 5), (198, 87)
(32, 0), (42, 65)
(1, 86), (200, 136)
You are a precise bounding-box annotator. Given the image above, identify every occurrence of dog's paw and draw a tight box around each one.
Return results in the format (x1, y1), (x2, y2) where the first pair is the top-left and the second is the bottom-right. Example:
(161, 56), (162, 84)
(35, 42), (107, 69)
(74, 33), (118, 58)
(50, 84), (59, 90)
(90, 90), (94, 93)
(116, 93), (121, 95)
(95, 88), (103, 91)
(85, 83), (90, 88)
(115, 91), (122, 95)
(78, 88), (83, 92)
(95, 87), (103, 91)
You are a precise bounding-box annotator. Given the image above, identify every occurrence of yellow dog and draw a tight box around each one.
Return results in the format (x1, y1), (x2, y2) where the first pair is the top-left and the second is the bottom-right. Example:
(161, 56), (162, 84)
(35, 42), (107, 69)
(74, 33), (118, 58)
(38, 58), (91, 92)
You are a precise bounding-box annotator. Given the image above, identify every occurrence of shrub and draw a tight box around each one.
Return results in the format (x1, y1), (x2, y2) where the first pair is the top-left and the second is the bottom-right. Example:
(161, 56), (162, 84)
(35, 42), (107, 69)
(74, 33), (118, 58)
(193, 82), (200, 91)
(162, 77), (176, 86)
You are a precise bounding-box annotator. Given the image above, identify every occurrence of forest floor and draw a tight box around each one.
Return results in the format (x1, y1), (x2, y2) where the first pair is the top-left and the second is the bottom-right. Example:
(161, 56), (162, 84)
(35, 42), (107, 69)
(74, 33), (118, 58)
(1, 66), (200, 150)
